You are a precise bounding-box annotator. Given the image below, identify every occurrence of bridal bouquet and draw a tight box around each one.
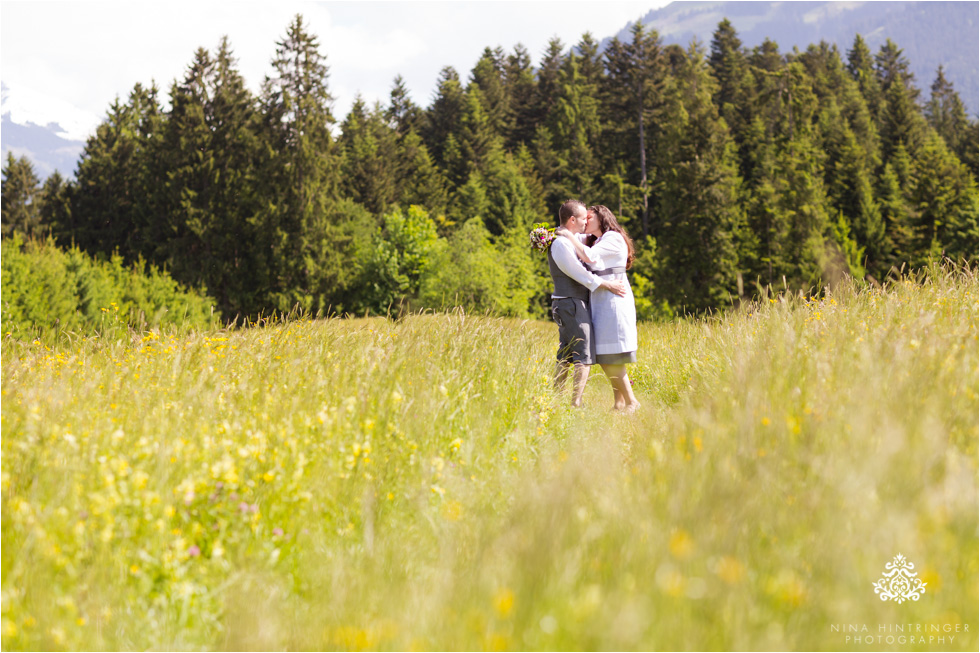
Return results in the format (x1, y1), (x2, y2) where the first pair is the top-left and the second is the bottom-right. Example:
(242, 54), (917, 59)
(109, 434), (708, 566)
(529, 222), (555, 252)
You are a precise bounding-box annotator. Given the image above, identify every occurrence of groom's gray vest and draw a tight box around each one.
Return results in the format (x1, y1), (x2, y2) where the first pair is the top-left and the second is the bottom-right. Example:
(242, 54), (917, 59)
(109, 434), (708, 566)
(548, 243), (591, 301)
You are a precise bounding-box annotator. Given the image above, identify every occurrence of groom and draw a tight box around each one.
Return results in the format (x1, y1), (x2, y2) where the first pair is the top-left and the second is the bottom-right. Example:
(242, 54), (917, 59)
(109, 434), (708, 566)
(549, 199), (626, 407)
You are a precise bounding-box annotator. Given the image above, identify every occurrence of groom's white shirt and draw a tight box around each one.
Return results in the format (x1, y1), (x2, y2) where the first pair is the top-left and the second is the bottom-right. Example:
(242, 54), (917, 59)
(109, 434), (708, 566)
(551, 236), (602, 299)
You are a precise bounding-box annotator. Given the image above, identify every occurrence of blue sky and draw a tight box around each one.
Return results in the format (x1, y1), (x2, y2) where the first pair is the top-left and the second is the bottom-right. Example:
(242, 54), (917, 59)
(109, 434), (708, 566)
(1, 0), (666, 142)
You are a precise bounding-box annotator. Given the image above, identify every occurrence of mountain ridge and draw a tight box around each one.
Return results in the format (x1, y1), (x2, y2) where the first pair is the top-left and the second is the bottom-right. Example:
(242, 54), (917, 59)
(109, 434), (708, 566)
(610, 1), (978, 116)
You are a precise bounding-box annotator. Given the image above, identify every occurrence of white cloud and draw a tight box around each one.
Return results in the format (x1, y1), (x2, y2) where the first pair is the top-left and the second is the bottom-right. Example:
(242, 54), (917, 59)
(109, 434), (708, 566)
(1, 1), (665, 140)
(2, 81), (101, 141)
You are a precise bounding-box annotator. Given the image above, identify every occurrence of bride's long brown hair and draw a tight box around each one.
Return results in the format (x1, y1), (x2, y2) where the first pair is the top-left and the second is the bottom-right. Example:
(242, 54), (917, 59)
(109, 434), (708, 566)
(586, 205), (636, 269)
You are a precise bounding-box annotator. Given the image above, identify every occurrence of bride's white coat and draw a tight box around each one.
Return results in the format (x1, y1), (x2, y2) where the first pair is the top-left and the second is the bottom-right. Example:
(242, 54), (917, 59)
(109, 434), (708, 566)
(578, 231), (638, 356)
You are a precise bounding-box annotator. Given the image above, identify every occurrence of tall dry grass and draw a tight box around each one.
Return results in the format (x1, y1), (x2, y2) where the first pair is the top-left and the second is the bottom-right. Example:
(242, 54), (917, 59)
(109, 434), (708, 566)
(2, 265), (977, 650)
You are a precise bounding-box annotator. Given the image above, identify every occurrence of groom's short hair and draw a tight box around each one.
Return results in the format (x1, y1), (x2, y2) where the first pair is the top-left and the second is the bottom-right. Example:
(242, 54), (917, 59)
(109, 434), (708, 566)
(558, 199), (586, 225)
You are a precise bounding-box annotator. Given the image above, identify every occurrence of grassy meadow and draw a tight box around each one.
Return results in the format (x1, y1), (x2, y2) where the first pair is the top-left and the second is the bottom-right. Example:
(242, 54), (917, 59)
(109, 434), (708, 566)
(2, 266), (978, 651)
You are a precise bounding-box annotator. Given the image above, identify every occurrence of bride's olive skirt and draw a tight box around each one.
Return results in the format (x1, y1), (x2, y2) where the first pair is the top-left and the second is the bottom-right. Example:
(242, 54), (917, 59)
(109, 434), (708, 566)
(596, 351), (637, 365)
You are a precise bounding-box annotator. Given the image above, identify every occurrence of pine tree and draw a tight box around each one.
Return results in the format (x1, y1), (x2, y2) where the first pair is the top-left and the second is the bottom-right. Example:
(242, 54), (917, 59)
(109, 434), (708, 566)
(1, 153), (42, 238)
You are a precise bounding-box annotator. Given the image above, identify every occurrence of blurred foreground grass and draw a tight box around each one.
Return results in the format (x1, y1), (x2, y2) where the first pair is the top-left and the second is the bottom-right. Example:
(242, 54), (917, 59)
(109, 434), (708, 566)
(2, 267), (977, 650)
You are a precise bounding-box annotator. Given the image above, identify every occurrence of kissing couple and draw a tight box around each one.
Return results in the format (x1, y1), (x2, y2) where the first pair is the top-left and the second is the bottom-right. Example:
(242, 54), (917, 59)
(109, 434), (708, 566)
(549, 199), (640, 412)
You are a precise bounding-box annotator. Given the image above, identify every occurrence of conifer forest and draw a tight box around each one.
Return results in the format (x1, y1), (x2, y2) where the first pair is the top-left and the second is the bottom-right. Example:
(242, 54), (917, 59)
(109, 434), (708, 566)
(3, 15), (978, 321)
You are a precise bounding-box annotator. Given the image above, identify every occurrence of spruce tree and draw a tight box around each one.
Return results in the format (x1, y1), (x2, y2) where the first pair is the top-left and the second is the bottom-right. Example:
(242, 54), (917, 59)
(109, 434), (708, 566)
(38, 170), (71, 243)
(528, 38), (567, 209)
(535, 38), (565, 126)
(602, 21), (664, 237)
(423, 67), (466, 169)
(395, 130), (450, 221)
(1, 154), (42, 239)
(478, 147), (540, 236)
(749, 38), (783, 73)
(449, 170), (491, 229)
(209, 36), (263, 314)
(752, 56), (835, 289)
(503, 44), (539, 150)
(879, 68), (927, 163)
(575, 32), (605, 92)
(800, 40), (880, 170)
(547, 51), (601, 201)
(875, 39), (917, 99)
(926, 67), (978, 177)
(257, 14), (342, 313)
(71, 83), (164, 260)
(160, 47), (218, 282)
(340, 97), (400, 215)
(530, 123), (563, 211)
(742, 116), (782, 287)
(470, 48), (512, 141)
(709, 18), (754, 170)
(158, 38), (262, 316)
(819, 100), (885, 275)
(512, 143), (549, 220)
(655, 42), (742, 311)
(386, 74), (424, 138)
(878, 160), (916, 270)
(773, 130), (835, 288)
(458, 86), (503, 178)
(846, 34), (883, 122)
(908, 133), (979, 265)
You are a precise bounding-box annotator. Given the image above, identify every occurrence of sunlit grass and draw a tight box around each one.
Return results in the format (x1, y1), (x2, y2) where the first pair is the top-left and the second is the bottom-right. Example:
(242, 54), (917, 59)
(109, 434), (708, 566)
(2, 266), (977, 650)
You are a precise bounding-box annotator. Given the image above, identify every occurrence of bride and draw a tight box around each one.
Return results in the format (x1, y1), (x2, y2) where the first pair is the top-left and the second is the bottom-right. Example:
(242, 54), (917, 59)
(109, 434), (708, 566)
(557, 205), (640, 412)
